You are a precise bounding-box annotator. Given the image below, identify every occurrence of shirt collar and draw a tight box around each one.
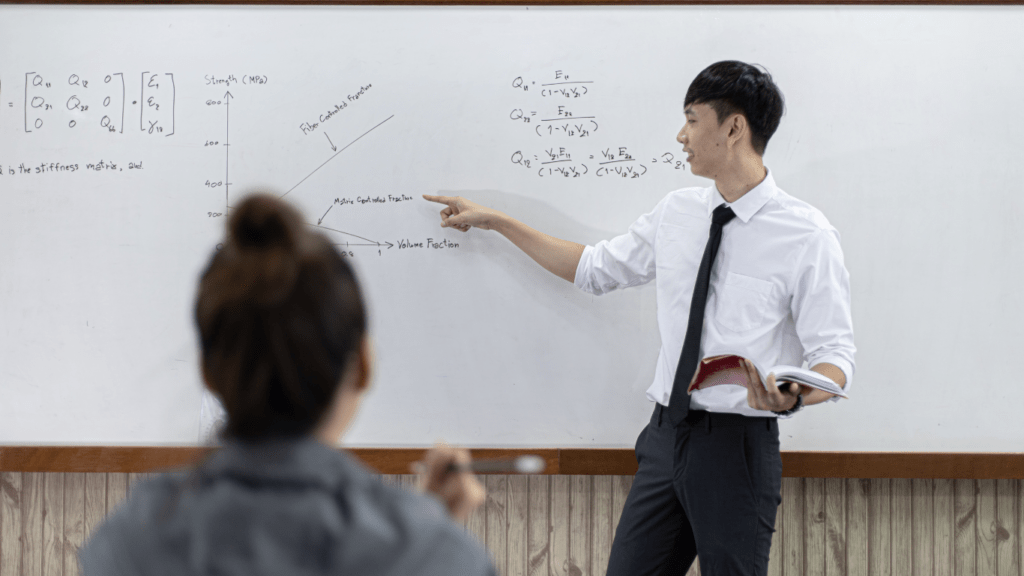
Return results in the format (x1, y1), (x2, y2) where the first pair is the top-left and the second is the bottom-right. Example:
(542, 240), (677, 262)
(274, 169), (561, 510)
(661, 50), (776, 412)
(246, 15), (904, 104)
(707, 168), (777, 224)
(199, 436), (370, 491)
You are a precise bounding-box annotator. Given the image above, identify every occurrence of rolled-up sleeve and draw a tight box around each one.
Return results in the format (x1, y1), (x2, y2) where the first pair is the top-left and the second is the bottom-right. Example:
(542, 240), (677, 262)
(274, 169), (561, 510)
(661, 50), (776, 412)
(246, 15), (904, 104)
(790, 228), (856, 399)
(574, 197), (666, 295)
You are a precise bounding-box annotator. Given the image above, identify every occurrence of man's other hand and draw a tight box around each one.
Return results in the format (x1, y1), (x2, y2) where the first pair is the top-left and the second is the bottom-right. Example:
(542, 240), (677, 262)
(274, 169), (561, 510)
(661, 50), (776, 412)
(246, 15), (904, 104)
(742, 359), (803, 412)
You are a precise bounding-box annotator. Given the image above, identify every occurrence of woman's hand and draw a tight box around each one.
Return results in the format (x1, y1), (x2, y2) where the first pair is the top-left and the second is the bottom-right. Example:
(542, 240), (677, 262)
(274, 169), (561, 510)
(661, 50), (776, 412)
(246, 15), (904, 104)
(414, 443), (486, 522)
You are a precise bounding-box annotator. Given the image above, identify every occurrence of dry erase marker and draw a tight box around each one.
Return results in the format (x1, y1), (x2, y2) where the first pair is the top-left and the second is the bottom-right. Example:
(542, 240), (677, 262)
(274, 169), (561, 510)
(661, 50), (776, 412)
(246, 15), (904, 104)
(445, 455), (547, 475)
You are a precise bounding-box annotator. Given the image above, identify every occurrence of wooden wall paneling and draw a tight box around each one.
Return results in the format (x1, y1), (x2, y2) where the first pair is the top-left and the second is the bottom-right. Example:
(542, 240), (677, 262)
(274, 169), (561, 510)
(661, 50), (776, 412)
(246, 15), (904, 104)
(892, 479), (912, 576)
(105, 474), (127, 516)
(825, 477), (846, 575)
(847, 479), (869, 576)
(10, 471), (1024, 576)
(82, 475), (105, 545)
(955, 479), (978, 576)
(935, 479), (955, 576)
(782, 477), (804, 575)
(995, 480), (1018, 576)
(1018, 480), (1023, 576)
(21, 473), (44, 576)
(41, 473), (63, 576)
(806, 477), (826, 575)
(590, 476), (611, 576)
(610, 476), (631, 543)
(868, 479), (891, 576)
(550, 476), (570, 576)
(978, 480), (997, 576)
(527, 476), (550, 576)
(486, 475), (508, 573)
(507, 475), (528, 576)
(0, 473), (22, 576)
(568, 476), (590, 576)
(912, 479), (934, 576)
(63, 473), (84, 576)
(767, 502), (782, 576)
(467, 480), (487, 545)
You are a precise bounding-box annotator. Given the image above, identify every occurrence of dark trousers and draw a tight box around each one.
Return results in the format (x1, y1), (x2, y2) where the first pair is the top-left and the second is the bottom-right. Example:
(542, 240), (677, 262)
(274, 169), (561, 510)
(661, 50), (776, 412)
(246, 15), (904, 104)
(605, 404), (783, 576)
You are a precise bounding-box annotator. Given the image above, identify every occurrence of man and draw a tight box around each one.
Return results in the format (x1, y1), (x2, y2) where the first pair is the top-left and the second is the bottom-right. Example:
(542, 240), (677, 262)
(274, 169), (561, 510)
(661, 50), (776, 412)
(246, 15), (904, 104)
(424, 61), (855, 576)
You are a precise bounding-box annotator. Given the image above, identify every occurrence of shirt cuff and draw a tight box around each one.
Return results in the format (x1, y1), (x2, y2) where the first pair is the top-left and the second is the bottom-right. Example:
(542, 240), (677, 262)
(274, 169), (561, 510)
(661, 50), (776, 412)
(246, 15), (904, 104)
(573, 245), (595, 292)
(808, 356), (854, 403)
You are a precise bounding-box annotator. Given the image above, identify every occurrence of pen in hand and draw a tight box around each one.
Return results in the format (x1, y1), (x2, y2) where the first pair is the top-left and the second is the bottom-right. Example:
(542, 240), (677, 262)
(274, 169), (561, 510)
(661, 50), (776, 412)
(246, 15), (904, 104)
(444, 455), (547, 475)
(411, 455), (547, 476)
(409, 444), (493, 522)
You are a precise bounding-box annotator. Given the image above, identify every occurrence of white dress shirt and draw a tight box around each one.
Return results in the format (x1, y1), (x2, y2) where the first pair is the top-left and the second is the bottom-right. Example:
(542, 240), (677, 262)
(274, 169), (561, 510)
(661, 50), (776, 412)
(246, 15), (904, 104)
(574, 170), (855, 417)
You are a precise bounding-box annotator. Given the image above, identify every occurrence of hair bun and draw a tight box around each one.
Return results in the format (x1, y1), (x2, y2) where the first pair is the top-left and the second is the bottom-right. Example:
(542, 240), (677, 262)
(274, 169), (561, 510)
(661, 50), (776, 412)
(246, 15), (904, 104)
(219, 193), (307, 306)
(229, 194), (301, 251)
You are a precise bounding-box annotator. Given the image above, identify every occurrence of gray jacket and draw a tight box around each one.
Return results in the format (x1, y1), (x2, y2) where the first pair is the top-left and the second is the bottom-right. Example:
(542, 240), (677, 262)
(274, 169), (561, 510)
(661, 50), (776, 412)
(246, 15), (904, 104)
(80, 437), (496, 576)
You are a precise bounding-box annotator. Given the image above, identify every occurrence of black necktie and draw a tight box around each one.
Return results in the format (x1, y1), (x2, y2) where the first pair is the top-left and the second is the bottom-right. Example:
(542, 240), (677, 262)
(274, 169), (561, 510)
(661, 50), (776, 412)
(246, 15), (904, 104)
(668, 204), (737, 426)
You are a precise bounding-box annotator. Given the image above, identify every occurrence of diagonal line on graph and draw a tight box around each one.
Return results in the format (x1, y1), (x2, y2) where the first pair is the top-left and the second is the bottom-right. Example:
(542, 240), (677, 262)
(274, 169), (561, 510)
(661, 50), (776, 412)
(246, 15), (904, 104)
(307, 223), (380, 245)
(281, 114), (395, 199)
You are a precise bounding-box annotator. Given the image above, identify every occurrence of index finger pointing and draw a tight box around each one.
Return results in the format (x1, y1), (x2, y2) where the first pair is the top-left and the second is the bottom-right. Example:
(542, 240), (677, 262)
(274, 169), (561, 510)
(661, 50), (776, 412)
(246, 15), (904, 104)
(423, 194), (456, 205)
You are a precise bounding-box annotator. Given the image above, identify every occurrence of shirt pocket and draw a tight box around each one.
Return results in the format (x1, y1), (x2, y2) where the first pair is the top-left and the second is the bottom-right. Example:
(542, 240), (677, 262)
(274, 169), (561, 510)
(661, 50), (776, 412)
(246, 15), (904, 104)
(716, 272), (774, 332)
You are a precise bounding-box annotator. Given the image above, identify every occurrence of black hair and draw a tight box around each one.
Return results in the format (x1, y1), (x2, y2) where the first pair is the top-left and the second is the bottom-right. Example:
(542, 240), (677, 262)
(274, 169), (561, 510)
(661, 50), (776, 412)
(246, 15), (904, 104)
(684, 61), (785, 156)
(194, 194), (367, 441)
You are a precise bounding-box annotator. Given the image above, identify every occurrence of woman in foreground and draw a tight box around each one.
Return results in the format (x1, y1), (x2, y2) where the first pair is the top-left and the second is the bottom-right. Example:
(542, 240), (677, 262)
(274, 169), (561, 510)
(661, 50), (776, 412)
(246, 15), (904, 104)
(81, 194), (493, 576)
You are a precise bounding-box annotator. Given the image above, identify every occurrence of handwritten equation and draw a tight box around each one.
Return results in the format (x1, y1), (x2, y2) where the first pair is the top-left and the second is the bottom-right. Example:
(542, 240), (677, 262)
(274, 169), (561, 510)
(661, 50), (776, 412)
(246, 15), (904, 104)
(509, 70), (599, 139)
(139, 72), (176, 136)
(507, 70), (685, 178)
(24, 72), (125, 134)
(21, 71), (175, 136)
(510, 146), (684, 179)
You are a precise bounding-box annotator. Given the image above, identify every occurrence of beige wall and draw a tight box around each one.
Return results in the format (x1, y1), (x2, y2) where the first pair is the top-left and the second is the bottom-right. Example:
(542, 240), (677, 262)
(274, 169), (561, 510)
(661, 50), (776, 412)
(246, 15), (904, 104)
(0, 472), (1020, 576)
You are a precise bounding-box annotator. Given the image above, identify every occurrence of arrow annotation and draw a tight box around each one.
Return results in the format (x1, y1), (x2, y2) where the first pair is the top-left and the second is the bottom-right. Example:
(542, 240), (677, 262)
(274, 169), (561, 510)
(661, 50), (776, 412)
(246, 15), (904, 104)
(318, 203), (333, 224)
(307, 222), (394, 249)
(281, 114), (395, 199)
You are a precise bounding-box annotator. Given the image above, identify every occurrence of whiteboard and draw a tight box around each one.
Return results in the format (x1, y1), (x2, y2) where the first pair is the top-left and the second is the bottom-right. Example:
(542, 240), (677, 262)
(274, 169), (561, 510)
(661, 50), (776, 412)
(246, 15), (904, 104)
(1, 6), (1022, 451)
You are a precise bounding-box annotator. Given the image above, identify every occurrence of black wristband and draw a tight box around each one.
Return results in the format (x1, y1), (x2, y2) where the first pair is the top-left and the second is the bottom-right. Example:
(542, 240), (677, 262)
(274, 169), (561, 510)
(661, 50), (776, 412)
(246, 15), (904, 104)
(771, 388), (803, 416)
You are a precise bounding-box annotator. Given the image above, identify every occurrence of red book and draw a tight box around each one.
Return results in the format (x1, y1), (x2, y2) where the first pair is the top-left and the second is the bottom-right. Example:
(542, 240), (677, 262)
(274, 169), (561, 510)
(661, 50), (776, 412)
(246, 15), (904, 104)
(686, 354), (750, 393)
(686, 354), (848, 398)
